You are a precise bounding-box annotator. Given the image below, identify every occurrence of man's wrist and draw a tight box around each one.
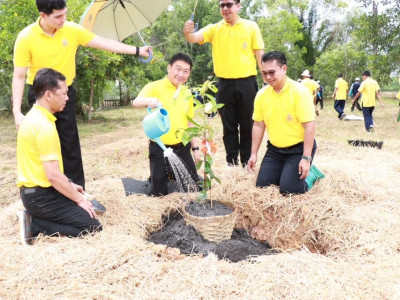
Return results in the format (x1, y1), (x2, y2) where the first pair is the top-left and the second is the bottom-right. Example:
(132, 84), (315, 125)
(301, 155), (312, 162)
(135, 46), (139, 56)
(191, 146), (199, 152)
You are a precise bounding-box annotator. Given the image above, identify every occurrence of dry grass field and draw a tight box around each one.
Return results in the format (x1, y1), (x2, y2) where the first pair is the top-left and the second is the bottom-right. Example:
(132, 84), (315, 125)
(0, 96), (399, 299)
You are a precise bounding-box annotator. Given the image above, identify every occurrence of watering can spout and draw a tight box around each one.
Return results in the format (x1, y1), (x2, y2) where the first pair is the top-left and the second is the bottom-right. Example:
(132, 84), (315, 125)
(143, 107), (170, 150)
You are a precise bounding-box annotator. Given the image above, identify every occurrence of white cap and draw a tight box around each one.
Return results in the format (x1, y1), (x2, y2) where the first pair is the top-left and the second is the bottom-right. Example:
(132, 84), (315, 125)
(301, 70), (310, 77)
(317, 80), (320, 84)
(355, 77), (360, 81)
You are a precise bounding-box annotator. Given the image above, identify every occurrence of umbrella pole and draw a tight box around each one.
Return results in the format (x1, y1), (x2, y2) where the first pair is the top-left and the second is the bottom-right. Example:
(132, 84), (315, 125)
(136, 32), (153, 64)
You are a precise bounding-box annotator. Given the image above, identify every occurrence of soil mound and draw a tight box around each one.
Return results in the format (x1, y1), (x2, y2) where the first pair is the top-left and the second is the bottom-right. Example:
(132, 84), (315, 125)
(148, 211), (275, 262)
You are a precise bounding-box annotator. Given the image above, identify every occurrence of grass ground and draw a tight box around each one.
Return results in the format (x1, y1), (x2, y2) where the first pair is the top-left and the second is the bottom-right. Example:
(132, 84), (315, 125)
(0, 96), (399, 299)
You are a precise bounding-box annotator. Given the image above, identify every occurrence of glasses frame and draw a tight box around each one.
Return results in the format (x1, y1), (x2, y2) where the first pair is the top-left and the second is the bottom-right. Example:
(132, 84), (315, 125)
(218, 2), (237, 9)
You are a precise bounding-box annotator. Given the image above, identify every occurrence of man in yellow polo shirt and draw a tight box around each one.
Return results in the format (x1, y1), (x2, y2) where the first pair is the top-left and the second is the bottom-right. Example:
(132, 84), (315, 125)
(247, 51), (324, 194)
(17, 68), (101, 245)
(133, 53), (200, 196)
(13, 0), (152, 189)
(332, 74), (349, 120)
(301, 70), (319, 115)
(183, 0), (264, 167)
(352, 71), (385, 132)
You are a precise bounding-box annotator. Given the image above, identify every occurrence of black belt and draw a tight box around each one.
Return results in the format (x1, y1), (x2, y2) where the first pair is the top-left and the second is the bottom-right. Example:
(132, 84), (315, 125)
(268, 141), (303, 150)
(150, 140), (183, 149)
(20, 186), (50, 195)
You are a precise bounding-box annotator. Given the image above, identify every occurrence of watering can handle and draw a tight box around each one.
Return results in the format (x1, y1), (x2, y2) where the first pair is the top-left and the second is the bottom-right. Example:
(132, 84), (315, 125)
(190, 14), (199, 33)
(139, 43), (153, 64)
(146, 103), (162, 114)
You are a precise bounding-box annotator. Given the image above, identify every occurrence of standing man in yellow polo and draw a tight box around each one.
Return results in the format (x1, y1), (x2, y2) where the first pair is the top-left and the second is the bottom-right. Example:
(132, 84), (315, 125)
(352, 71), (385, 132)
(301, 70), (318, 115)
(332, 74), (349, 120)
(132, 53), (200, 196)
(247, 51), (324, 194)
(13, 0), (152, 189)
(183, 0), (264, 167)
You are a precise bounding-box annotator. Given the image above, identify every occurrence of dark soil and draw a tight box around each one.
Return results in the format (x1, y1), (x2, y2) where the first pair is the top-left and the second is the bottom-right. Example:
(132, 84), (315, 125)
(147, 211), (276, 263)
(185, 200), (233, 217)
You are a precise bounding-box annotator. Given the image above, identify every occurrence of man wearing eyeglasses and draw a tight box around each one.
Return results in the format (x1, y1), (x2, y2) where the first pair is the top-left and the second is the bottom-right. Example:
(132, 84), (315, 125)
(183, 0), (264, 167)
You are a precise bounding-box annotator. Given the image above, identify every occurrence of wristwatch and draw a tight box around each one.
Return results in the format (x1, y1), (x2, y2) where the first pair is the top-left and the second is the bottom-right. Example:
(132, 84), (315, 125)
(191, 147), (199, 152)
(301, 155), (312, 162)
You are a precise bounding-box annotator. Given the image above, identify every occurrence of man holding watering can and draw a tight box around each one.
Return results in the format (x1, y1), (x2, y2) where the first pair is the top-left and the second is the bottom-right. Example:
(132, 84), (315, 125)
(183, 0), (264, 167)
(133, 53), (201, 196)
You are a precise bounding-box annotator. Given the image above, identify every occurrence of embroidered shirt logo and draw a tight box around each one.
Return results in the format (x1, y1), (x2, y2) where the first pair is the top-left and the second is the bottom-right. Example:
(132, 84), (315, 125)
(242, 42), (247, 50)
(287, 114), (293, 121)
(62, 39), (69, 47)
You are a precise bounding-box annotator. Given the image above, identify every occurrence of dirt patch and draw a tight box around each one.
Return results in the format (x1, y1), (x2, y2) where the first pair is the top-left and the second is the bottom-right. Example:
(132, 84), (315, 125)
(147, 210), (276, 263)
(185, 200), (233, 217)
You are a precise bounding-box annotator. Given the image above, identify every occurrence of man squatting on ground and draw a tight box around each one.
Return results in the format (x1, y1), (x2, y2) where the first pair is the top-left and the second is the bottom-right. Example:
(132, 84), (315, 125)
(183, 0), (264, 167)
(247, 51), (324, 194)
(132, 53), (201, 196)
(352, 71), (385, 132)
(13, 0), (152, 190)
(17, 68), (102, 245)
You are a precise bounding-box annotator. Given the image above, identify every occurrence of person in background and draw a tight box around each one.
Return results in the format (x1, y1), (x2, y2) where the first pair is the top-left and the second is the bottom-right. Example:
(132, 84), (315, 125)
(301, 70), (319, 116)
(350, 77), (362, 112)
(132, 53), (200, 196)
(13, 0), (152, 190)
(183, 0), (264, 167)
(352, 71), (385, 132)
(316, 80), (324, 110)
(247, 51), (324, 195)
(332, 74), (349, 120)
(17, 68), (102, 246)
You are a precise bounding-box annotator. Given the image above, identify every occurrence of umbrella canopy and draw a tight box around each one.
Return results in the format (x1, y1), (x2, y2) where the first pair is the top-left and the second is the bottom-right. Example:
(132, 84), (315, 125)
(80, 0), (172, 42)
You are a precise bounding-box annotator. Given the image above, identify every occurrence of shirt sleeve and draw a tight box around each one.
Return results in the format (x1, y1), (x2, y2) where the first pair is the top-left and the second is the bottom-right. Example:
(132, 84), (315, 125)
(252, 22), (264, 50)
(137, 82), (155, 98)
(296, 87), (315, 123)
(252, 90), (264, 122)
(13, 32), (31, 68)
(199, 23), (215, 44)
(36, 124), (61, 162)
(71, 22), (96, 46)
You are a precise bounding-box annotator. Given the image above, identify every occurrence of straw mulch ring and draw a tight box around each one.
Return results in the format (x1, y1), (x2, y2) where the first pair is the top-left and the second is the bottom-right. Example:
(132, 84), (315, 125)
(2, 107), (400, 298)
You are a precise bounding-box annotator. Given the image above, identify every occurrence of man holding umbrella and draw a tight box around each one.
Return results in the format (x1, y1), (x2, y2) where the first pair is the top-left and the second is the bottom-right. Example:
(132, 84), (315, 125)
(183, 0), (264, 167)
(12, 0), (152, 190)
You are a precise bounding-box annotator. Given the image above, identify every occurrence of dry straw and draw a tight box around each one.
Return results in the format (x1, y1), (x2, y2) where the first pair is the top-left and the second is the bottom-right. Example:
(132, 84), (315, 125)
(1, 99), (400, 299)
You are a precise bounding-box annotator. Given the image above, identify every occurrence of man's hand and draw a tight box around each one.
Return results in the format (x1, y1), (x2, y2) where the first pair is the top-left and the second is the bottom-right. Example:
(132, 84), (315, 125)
(247, 154), (257, 173)
(14, 111), (25, 129)
(183, 20), (195, 35)
(193, 149), (201, 163)
(77, 197), (97, 219)
(139, 45), (153, 58)
(298, 159), (311, 180)
(148, 98), (161, 108)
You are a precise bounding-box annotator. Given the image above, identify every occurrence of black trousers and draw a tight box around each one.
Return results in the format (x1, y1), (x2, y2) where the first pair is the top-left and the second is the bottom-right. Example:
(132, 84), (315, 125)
(256, 140), (317, 194)
(28, 85), (85, 189)
(217, 76), (258, 166)
(21, 186), (102, 237)
(149, 141), (198, 196)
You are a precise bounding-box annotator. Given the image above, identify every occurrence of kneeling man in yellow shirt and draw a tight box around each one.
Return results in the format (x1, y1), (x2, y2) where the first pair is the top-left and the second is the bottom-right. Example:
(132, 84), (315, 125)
(247, 51), (324, 194)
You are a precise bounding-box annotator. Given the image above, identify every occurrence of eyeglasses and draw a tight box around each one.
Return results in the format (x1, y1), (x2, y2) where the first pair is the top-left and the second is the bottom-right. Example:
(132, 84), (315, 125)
(219, 2), (236, 9)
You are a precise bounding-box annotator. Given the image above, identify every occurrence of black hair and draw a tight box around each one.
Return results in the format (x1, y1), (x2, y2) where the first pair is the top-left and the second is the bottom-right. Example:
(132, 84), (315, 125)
(338, 74), (343, 77)
(261, 51), (287, 66)
(362, 70), (371, 77)
(32, 68), (66, 99)
(169, 53), (193, 70)
(36, 0), (66, 15)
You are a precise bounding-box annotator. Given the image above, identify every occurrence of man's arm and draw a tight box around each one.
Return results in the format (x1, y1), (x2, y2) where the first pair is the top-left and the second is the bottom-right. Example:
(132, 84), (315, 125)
(254, 49), (264, 75)
(299, 121), (315, 180)
(376, 90), (385, 108)
(86, 36), (152, 57)
(183, 20), (204, 44)
(43, 160), (97, 218)
(132, 96), (160, 109)
(247, 121), (265, 172)
(352, 92), (361, 104)
(188, 122), (201, 163)
(12, 66), (28, 128)
(332, 87), (338, 99)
